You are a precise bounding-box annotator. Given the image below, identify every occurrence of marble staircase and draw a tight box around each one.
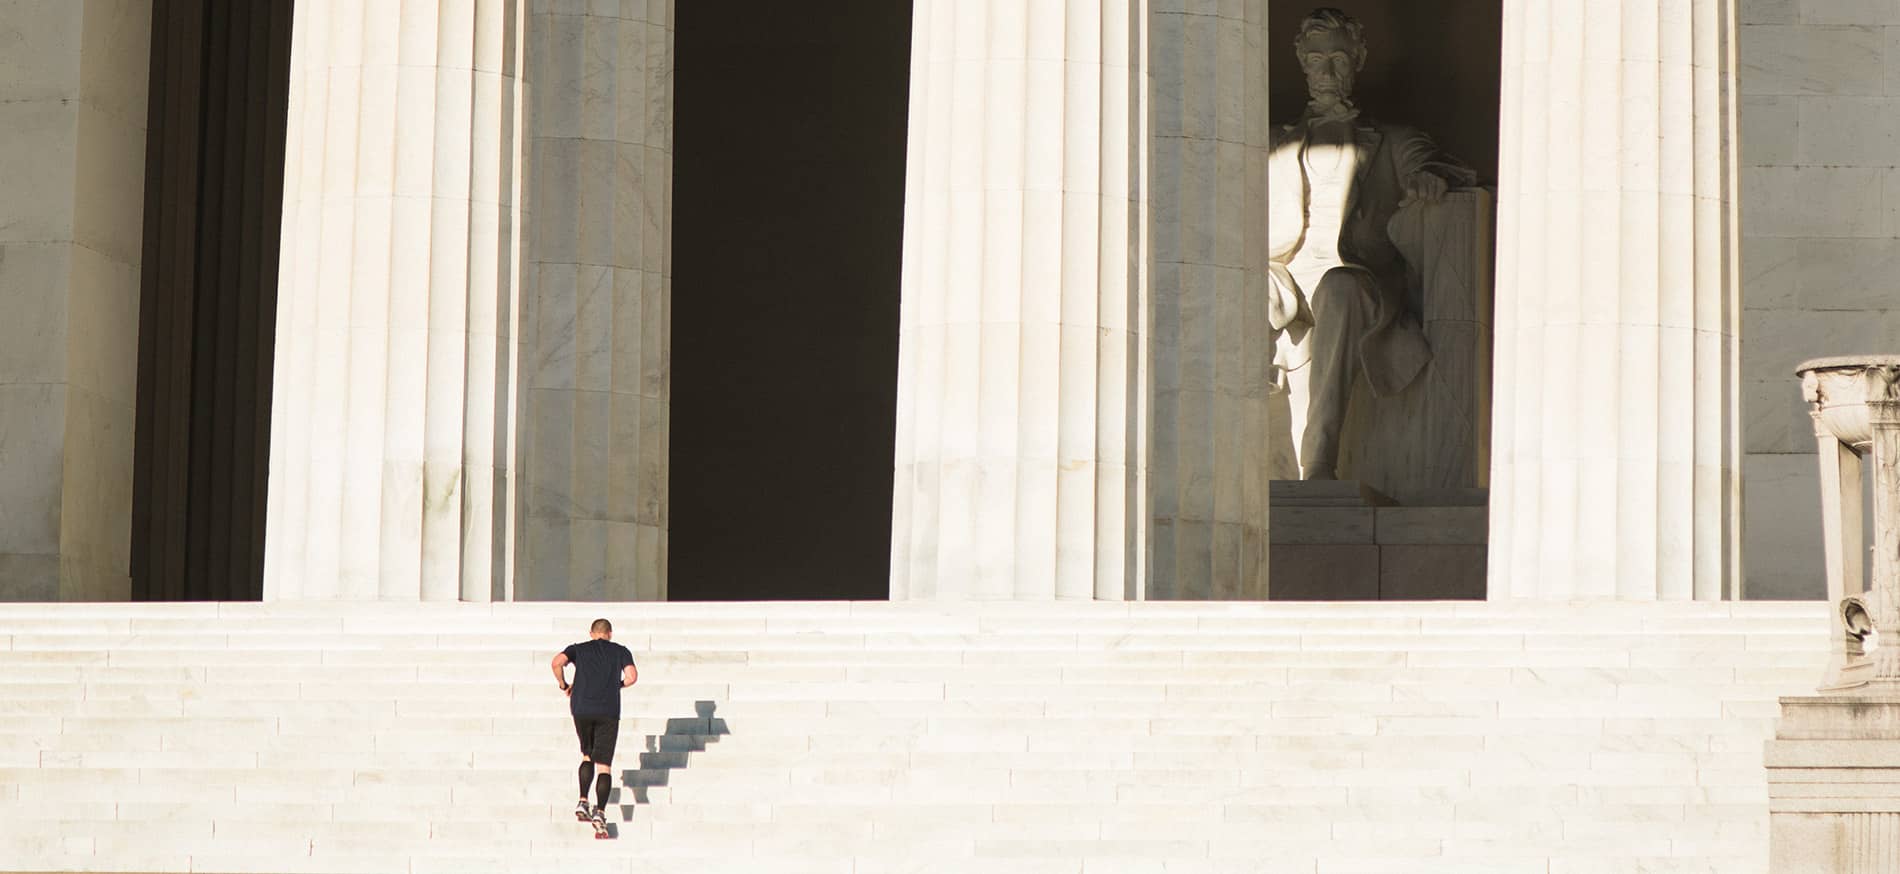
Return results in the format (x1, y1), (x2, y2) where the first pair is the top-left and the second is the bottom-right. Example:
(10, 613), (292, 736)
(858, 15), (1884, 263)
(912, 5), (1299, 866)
(0, 600), (1830, 873)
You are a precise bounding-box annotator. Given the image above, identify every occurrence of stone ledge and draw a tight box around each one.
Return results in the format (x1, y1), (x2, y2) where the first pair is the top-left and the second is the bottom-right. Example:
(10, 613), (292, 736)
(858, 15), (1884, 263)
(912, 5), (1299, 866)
(1774, 695), (1900, 738)
(1766, 738), (1900, 767)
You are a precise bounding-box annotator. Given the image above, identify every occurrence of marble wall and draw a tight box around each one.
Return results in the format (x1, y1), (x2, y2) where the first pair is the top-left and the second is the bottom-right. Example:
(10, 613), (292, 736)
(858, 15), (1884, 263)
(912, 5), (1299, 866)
(0, 1), (150, 601)
(1738, 2), (1900, 600)
(518, 1), (673, 601)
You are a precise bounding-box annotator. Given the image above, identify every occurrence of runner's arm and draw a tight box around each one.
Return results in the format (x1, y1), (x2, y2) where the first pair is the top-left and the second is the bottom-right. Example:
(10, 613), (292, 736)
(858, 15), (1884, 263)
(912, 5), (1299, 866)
(621, 664), (638, 688)
(551, 652), (570, 691)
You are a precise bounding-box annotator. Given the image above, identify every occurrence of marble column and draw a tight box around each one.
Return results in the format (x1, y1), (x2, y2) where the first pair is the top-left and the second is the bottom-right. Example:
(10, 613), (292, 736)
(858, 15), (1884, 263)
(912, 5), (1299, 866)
(1146, 3), (1273, 600)
(518, 2), (672, 601)
(890, 0), (1143, 600)
(263, 1), (529, 601)
(1488, 0), (1740, 600)
(0, 0), (151, 601)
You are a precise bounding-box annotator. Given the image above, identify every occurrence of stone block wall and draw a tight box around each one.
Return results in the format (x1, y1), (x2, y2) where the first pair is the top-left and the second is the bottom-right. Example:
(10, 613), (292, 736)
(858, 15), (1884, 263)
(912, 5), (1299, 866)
(1270, 503), (1488, 600)
(1739, 1), (1900, 599)
(0, 1), (150, 601)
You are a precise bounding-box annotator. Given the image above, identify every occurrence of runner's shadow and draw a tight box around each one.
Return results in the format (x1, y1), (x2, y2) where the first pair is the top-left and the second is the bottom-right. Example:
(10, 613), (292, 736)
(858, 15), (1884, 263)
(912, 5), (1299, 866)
(617, 700), (730, 819)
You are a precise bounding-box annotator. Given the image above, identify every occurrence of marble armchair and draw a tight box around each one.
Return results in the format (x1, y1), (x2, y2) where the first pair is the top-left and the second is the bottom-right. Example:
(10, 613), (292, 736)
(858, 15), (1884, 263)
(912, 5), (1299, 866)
(1335, 187), (1497, 504)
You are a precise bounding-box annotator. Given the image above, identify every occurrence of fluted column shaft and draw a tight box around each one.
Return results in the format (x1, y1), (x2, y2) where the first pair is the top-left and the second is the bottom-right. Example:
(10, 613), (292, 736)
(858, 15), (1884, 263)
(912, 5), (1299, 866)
(892, 0), (1143, 600)
(519, 2), (673, 601)
(1489, 0), (1740, 599)
(1146, 3), (1272, 600)
(265, 1), (529, 600)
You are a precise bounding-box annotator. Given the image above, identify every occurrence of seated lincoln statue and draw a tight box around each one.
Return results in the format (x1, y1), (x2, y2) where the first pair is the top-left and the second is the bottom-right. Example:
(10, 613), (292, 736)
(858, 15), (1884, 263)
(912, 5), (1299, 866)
(1268, 8), (1475, 481)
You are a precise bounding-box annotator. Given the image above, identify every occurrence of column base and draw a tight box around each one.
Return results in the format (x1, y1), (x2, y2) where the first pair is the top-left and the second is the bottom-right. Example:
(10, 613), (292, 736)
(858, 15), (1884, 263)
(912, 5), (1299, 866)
(1769, 694), (1900, 872)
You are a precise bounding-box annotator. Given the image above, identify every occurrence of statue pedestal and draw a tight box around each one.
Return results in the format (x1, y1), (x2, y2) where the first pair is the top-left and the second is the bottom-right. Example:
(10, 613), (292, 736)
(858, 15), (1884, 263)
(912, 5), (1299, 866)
(1769, 695), (1900, 872)
(1267, 481), (1486, 601)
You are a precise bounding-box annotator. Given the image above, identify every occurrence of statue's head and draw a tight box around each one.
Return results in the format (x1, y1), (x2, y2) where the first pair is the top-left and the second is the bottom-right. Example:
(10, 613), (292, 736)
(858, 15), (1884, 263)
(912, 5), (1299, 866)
(1294, 8), (1367, 108)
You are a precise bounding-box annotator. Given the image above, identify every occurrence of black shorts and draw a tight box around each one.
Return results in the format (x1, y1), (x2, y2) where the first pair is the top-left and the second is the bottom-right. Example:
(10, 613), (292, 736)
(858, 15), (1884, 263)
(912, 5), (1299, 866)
(573, 714), (619, 766)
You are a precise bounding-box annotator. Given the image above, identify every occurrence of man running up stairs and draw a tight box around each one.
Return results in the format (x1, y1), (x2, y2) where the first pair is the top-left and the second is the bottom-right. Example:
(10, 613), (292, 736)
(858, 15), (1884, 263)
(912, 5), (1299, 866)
(551, 619), (638, 838)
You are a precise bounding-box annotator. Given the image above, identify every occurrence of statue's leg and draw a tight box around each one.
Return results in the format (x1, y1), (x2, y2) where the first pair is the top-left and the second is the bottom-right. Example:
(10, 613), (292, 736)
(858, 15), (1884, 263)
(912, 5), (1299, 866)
(1298, 268), (1378, 479)
(1284, 357), (1314, 477)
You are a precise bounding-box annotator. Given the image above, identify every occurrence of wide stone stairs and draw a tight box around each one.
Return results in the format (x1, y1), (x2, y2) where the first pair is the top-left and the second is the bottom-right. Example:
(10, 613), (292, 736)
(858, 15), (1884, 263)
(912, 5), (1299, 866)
(0, 600), (1830, 873)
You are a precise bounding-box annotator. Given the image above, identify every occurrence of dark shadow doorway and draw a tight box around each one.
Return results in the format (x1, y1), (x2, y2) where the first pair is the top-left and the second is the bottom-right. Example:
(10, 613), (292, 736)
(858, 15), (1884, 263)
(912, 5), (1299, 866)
(131, 0), (294, 601)
(668, 2), (912, 601)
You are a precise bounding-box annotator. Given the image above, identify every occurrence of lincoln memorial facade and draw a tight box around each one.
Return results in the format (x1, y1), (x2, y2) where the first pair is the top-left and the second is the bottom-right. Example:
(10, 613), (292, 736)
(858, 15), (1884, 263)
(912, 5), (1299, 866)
(13, 3), (1900, 871)
(0, 0), (1891, 610)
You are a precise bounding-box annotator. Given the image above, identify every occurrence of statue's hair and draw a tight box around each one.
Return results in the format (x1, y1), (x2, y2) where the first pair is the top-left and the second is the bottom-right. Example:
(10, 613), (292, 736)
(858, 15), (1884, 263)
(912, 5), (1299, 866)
(591, 618), (612, 634)
(1294, 8), (1367, 69)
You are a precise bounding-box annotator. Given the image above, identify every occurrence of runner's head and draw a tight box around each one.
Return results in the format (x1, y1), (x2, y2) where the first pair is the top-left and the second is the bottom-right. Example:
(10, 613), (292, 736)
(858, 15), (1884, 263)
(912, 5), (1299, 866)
(589, 618), (612, 640)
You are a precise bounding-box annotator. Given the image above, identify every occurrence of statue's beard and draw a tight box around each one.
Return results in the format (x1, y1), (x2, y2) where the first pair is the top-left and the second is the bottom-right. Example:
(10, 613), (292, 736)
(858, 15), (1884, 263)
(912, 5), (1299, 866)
(1305, 85), (1357, 121)
(1307, 79), (1352, 106)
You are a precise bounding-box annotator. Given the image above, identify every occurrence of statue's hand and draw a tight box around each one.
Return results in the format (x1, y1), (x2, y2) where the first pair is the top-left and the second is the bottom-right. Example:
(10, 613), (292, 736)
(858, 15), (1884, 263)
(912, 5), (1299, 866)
(1402, 172), (1448, 205)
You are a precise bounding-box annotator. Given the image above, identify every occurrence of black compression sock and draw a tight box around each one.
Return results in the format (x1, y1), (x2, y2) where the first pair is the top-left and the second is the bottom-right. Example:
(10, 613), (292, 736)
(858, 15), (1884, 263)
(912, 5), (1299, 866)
(594, 772), (611, 810)
(578, 761), (591, 800)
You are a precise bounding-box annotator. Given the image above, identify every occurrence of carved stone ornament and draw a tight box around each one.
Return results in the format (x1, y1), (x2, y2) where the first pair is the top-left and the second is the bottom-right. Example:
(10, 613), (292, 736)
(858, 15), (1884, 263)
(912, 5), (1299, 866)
(1794, 355), (1900, 690)
(1771, 357), (1900, 874)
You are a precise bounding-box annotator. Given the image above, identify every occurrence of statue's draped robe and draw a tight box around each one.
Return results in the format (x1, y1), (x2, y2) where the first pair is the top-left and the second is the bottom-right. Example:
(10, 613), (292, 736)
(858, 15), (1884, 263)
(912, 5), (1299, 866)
(1266, 114), (1475, 397)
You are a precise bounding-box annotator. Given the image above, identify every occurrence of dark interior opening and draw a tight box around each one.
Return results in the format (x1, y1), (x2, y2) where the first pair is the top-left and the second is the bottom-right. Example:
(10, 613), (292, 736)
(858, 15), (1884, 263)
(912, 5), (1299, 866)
(668, 2), (913, 601)
(131, 0), (294, 601)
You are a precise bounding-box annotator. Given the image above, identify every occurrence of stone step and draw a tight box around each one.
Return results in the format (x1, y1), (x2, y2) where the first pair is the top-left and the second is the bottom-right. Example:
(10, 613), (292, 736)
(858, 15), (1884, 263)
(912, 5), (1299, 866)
(0, 634), (1820, 653)
(0, 601), (1829, 872)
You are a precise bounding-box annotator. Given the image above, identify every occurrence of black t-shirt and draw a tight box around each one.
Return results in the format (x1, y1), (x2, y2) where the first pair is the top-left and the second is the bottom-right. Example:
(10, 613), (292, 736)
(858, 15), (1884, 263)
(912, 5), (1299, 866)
(563, 638), (635, 718)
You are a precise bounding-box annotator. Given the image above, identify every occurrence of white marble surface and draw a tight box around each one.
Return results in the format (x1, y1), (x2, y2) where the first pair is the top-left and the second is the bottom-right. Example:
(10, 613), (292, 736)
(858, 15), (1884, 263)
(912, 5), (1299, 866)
(519, 2), (672, 602)
(264, 0), (530, 602)
(1146, 2), (1273, 601)
(0, 0), (146, 602)
(1488, 0), (1740, 601)
(1739, 6), (1900, 601)
(891, 0), (1146, 601)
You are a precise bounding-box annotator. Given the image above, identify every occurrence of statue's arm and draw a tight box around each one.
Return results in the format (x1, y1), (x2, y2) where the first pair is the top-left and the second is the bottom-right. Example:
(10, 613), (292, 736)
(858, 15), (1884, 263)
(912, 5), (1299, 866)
(1392, 126), (1477, 189)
